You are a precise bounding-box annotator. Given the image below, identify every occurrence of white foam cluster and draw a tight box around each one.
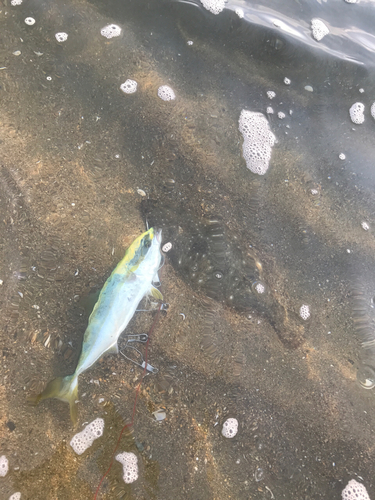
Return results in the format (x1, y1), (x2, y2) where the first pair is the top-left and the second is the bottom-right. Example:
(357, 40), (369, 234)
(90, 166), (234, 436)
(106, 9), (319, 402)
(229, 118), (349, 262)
(254, 282), (265, 294)
(200, 0), (225, 15)
(162, 242), (172, 252)
(120, 79), (137, 94)
(70, 418), (104, 455)
(101, 24), (121, 39)
(349, 102), (365, 124)
(11, 0), (23, 5)
(239, 110), (276, 175)
(266, 107), (274, 114)
(361, 221), (370, 231)
(0, 455), (8, 477)
(267, 91), (276, 99)
(342, 480), (370, 500)
(222, 418), (238, 438)
(371, 102), (375, 120)
(299, 304), (310, 321)
(235, 8), (244, 19)
(9, 493), (21, 500)
(116, 452), (139, 484)
(278, 112), (285, 120)
(24, 17), (35, 25)
(345, 0), (357, 3)
(55, 32), (68, 42)
(284, 77), (291, 85)
(339, 153), (346, 160)
(311, 19), (329, 41)
(157, 85), (175, 101)
(187, 40), (193, 45)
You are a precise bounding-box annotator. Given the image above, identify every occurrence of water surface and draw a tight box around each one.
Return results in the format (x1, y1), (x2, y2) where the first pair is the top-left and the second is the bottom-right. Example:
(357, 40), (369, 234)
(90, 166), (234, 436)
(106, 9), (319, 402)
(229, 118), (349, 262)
(1, 0), (375, 498)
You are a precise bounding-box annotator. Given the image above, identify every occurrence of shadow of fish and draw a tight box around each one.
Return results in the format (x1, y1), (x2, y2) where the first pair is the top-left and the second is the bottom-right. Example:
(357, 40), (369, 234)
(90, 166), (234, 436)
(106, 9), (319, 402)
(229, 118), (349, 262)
(142, 199), (305, 348)
(28, 228), (163, 424)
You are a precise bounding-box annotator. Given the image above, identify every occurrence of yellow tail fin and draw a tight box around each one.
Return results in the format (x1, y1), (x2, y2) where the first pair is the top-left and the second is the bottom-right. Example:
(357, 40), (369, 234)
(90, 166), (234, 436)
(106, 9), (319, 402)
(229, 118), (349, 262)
(28, 374), (79, 425)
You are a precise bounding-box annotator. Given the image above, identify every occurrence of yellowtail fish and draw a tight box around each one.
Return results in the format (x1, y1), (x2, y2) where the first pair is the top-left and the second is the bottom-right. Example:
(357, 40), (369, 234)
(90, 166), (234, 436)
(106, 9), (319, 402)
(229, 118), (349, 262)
(29, 228), (163, 424)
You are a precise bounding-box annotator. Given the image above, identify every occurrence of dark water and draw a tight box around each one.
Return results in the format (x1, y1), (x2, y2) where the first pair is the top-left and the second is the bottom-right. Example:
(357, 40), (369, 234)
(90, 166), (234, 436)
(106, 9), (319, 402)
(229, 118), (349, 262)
(1, 0), (375, 498)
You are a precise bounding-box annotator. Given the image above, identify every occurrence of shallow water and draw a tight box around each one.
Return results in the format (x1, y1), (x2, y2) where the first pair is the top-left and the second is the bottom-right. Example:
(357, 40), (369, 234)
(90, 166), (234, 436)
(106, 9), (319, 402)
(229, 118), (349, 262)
(1, 0), (375, 498)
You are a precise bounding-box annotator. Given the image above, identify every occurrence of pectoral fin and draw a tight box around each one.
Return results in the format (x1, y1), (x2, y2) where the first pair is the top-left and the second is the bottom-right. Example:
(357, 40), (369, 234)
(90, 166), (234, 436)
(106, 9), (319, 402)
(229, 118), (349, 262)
(153, 272), (160, 285)
(106, 343), (119, 355)
(149, 285), (163, 301)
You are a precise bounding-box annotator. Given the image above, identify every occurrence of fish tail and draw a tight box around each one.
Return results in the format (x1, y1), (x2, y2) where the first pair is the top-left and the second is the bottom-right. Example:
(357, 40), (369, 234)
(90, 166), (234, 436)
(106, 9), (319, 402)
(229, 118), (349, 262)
(27, 374), (79, 425)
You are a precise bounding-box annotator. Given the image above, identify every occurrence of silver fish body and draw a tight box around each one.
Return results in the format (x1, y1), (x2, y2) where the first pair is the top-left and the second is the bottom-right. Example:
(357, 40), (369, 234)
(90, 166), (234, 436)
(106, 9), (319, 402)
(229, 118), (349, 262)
(29, 227), (162, 424)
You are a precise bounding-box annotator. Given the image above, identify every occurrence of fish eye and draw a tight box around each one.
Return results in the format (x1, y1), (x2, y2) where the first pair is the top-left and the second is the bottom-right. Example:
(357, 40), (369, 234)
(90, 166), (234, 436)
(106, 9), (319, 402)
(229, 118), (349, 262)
(144, 238), (151, 248)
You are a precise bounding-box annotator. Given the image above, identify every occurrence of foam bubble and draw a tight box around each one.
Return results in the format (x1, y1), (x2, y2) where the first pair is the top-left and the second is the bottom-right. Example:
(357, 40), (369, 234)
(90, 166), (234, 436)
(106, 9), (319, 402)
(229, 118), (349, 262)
(299, 304), (310, 321)
(55, 32), (68, 42)
(252, 281), (266, 294)
(235, 7), (244, 18)
(267, 91), (276, 99)
(120, 79), (137, 94)
(339, 153), (346, 160)
(359, 88), (364, 93)
(349, 102), (365, 124)
(371, 102), (375, 120)
(200, 0), (225, 15)
(342, 479), (370, 500)
(11, 0), (23, 5)
(304, 85), (313, 92)
(361, 221), (370, 231)
(24, 17), (35, 25)
(344, 0), (357, 3)
(70, 418), (104, 455)
(157, 85), (175, 101)
(9, 494), (21, 500)
(0, 455), (8, 477)
(311, 19), (329, 41)
(284, 77), (291, 85)
(162, 242), (172, 252)
(222, 418), (238, 438)
(278, 111), (285, 119)
(187, 40), (193, 45)
(266, 107), (274, 114)
(101, 24), (121, 39)
(239, 110), (276, 175)
(116, 452), (139, 484)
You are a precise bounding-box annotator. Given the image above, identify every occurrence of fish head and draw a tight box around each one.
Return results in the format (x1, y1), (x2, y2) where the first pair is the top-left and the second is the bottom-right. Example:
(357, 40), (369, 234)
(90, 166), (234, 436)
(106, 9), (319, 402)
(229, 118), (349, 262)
(140, 227), (162, 256)
(135, 228), (162, 274)
(139, 228), (154, 255)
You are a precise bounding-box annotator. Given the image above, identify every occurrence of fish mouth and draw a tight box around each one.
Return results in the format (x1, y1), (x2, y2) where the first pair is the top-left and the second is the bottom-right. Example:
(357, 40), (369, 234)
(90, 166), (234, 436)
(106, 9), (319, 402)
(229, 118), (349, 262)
(155, 228), (162, 243)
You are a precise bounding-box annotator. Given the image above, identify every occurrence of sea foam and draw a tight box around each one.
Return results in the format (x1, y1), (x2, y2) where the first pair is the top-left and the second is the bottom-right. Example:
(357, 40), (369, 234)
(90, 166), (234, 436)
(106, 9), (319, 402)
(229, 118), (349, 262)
(239, 110), (276, 175)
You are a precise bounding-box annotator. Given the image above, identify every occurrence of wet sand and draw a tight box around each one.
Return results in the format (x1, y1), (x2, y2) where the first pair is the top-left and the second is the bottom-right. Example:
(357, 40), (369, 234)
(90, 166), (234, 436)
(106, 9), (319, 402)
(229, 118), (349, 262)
(1, 0), (375, 498)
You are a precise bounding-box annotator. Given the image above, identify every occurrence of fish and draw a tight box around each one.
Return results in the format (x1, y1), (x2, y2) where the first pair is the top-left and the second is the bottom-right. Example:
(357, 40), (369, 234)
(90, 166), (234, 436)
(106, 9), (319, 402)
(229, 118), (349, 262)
(29, 227), (163, 424)
(141, 199), (306, 349)
(141, 199), (263, 309)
